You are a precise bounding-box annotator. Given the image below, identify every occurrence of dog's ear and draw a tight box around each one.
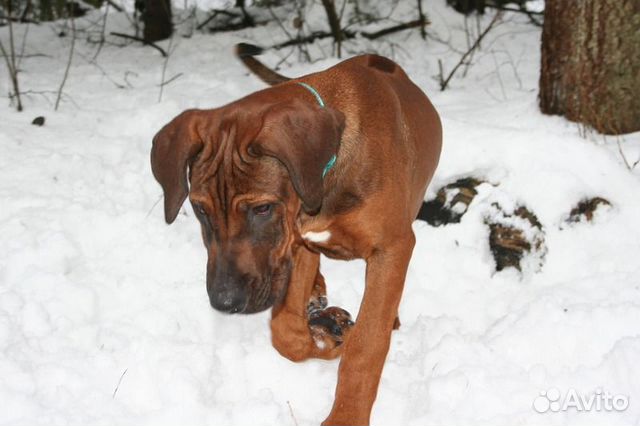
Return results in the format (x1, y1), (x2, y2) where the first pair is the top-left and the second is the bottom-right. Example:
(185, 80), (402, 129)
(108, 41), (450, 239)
(251, 102), (345, 214)
(151, 109), (207, 224)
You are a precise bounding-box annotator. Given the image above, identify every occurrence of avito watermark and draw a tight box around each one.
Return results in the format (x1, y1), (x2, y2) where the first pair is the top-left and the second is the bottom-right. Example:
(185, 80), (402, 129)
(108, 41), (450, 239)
(533, 388), (629, 413)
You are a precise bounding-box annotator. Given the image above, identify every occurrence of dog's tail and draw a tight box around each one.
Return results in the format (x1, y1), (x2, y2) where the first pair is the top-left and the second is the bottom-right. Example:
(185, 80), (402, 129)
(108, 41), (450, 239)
(235, 43), (291, 86)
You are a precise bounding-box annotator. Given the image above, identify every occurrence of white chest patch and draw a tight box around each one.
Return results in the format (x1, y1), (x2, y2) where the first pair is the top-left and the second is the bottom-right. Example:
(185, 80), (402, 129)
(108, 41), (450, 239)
(303, 230), (332, 243)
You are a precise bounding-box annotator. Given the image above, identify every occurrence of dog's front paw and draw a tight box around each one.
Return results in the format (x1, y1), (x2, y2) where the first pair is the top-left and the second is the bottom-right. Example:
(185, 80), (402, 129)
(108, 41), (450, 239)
(308, 306), (354, 350)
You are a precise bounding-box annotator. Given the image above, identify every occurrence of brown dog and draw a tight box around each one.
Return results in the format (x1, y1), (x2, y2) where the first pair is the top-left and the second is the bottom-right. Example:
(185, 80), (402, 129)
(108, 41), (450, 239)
(151, 44), (442, 425)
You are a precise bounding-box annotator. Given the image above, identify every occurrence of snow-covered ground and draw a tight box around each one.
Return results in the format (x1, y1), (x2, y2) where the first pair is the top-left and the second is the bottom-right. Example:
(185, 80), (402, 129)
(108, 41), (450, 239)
(1, 2), (640, 425)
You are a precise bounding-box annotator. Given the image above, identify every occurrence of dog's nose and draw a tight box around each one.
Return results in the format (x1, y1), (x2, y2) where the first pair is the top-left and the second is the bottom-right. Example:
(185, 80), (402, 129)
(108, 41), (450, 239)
(209, 289), (245, 313)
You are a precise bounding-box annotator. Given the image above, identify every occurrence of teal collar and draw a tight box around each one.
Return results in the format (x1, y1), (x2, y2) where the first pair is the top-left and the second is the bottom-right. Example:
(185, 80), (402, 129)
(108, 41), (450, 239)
(297, 82), (326, 108)
(296, 82), (336, 178)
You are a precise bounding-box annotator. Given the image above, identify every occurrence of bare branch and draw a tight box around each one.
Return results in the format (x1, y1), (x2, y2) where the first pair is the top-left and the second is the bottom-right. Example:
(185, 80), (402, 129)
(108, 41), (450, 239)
(271, 18), (429, 50)
(417, 0), (427, 40)
(91, 1), (110, 62)
(55, 14), (76, 111)
(110, 31), (167, 57)
(196, 10), (217, 31)
(196, 10), (234, 31)
(1, 0), (23, 111)
(77, 50), (127, 89)
(13, 89), (79, 108)
(615, 137), (632, 171)
(16, 19), (31, 69)
(439, 12), (503, 91)
(287, 401), (299, 426)
(1, 52), (49, 59)
(158, 36), (175, 102)
(105, 0), (123, 13)
(157, 72), (182, 87)
(0, 15), (39, 24)
(362, 18), (429, 40)
(268, 5), (293, 40)
(112, 369), (128, 399)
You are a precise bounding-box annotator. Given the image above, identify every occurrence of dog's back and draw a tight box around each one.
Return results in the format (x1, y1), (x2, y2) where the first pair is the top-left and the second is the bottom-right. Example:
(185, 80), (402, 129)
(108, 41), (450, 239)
(235, 44), (442, 223)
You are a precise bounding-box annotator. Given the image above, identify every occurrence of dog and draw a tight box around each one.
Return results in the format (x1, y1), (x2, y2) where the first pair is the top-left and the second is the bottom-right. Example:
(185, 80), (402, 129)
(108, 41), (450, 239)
(151, 44), (442, 425)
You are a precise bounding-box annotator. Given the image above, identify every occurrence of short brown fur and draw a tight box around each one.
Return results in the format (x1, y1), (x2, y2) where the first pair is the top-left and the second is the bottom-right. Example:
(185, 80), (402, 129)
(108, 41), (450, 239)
(151, 47), (442, 425)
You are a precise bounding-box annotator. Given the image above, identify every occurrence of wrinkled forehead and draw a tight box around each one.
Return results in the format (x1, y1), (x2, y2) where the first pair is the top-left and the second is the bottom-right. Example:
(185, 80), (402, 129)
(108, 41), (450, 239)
(186, 102), (295, 206)
(189, 153), (289, 207)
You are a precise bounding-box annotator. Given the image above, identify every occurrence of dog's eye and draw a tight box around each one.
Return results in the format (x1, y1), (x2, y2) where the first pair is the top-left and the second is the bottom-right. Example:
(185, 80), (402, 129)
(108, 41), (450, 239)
(195, 205), (207, 216)
(252, 204), (272, 216)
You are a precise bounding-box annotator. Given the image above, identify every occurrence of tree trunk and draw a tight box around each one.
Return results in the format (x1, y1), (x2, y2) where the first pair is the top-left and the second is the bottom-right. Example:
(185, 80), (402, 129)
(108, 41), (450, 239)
(143, 0), (172, 43)
(539, 0), (640, 135)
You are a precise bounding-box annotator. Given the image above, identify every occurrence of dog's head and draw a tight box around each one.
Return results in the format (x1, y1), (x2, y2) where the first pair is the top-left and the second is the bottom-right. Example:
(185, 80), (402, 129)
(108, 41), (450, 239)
(151, 98), (344, 313)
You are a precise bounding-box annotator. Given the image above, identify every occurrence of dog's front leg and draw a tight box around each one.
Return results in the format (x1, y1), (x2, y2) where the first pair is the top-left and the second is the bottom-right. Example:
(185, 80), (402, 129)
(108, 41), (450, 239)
(271, 245), (321, 361)
(322, 233), (416, 426)
(271, 244), (354, 362)
(271, 244), (349, 361)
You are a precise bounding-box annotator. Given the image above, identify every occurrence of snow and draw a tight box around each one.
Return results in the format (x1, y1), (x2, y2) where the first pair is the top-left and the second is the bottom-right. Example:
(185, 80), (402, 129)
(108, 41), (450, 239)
(2, 2), (640, 425)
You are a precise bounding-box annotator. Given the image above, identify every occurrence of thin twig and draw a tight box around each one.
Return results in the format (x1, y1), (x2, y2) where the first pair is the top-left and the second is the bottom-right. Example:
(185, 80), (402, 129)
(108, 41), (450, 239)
(268, 6), (292, 40)
(146, 195), (162, 218)
(1, 0), (23, 111)
(12, 89), (78, 107)
(55, 14), (76, 111)
(207, 18), (265, 34)
(294, 0), (311, 62)
(16, 20), (30, 69)
(437, 58), (444, 88)
(91, 1), (110, 62)
(124, 70), (138, 88)
(112, 368), (128, 399)
(8, 0), (20, 94)
(463, 14), (471, 50)
(439, 12), (502, 91)
(362, 18), (430, 39)
(0, 40), (17, 101)
(461, 47), (476, 77)
(615, 137), (632, 171)
(158, 36), (174, 102)
(274, 47), (295, 70)
(105, 0), (123, 12)
(338, 0), (348, 23)
(196, 7), (257, 33)
(286, 401), (299, 426)
(196, 10), (220, 31)
(417, 0), (426, 40)
(110, 32), (167, 57)
(0, 15), (39, 24)
(270, 18), (429, 50)
(487, 48), (524, 90)
(490, 50), (506, 100)
(1, 52), (49, 59)
(77, 51), (126, 89)
(157, 72), (182, 87)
